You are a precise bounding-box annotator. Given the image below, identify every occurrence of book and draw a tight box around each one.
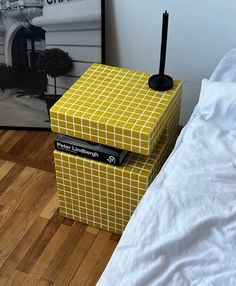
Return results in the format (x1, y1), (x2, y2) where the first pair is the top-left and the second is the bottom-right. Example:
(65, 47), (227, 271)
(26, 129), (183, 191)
(54, 134), (128, 166)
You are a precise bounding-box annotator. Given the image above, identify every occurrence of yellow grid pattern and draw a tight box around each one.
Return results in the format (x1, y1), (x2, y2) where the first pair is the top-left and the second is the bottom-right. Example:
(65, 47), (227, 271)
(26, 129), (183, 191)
(54, 101), (181, 235)
(54, 136), (177, 235)
(50, 64), (183, 156)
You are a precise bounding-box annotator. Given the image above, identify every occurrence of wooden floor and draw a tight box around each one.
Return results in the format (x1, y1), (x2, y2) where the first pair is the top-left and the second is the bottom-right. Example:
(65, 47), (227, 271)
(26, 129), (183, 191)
(0, 130), (120, 286)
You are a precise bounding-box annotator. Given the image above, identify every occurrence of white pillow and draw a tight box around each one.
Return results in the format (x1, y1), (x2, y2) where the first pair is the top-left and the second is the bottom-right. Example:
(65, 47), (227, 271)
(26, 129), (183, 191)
(199, 79), (236, 130)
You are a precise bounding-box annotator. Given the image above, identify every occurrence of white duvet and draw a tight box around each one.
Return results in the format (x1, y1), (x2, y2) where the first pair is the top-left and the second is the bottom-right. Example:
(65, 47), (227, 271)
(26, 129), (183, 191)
(97, 49), (236, 286)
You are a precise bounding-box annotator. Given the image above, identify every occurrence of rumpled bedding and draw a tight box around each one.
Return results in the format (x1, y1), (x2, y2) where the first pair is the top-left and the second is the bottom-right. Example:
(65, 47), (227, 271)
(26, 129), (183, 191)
(97, 49), (236, 286)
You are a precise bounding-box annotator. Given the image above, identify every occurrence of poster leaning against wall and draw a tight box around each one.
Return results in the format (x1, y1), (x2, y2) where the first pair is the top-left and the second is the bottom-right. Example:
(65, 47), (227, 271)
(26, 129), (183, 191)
(0, 0), (105, 128)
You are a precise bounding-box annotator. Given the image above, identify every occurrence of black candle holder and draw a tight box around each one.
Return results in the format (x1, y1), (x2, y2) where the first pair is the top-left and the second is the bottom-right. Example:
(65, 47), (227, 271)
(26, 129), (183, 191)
(148, 74), (173, 91)
(148, 11), (173, 91)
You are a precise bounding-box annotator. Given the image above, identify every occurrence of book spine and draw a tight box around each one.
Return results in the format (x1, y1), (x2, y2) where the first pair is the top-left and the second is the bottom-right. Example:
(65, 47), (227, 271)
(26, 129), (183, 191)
(55, 140), (121, 166)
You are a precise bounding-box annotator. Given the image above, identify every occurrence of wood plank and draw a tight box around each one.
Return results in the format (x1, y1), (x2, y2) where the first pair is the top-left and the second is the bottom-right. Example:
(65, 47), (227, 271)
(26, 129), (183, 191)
(17, 172), (56, 213)
(0, 150), (55, 173)
(3, 270), (26, 286)
(0, 130), (119, 285)
(13, 132), (51, 160)
(17, 210), (64, 273)
(42, 222), (87, 282)
(0, 167), (42, 208)
(36, 278), (53, 286)
(8, 131), (38, 157)
(0, 167), (55, 212)
(0, 167), (56, 212)
(0, 205), (18, 229)
(85, 226), (99, 235)
(29, 178), (57, 222)
(0, 130), (15, 147)
(22, 224), (71, 286)
(0, 131), (54, 171)
(0, 210), (28, 267)
(69, 231), (118, 286)
(0, 158), (6, 167)
(110, 233), (121, 242)
(0, 131), (27, 153)
(40, 193), (58, 220)
(0, 168), (57, 268)
(0, 163), (24, 196)
(53, 231), (96, 286)
(0, 217), (48, 281)
(0, 161), (15, 181)
(23, 173), (56, 218)
(62, 218), (74, 226)
(21, 131), (53, 161)
(30, 132), (54, 163)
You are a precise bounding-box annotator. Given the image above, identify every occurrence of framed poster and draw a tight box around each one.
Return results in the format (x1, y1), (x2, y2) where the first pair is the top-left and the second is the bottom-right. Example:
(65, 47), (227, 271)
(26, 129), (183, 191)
(0, 0), (105, 129)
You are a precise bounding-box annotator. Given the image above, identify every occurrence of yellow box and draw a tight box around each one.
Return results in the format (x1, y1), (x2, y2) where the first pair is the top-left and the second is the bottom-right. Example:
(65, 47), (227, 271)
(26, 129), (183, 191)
(50, 64), (182, 155)
(54, 109), (180, 234)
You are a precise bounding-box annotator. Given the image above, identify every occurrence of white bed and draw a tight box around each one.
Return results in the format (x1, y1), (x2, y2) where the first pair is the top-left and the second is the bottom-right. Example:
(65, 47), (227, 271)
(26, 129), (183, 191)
(97, 49), (236, 286)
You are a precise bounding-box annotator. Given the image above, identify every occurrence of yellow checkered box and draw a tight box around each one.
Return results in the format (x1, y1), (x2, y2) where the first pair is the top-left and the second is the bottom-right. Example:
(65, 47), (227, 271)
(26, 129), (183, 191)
(54, 108), (180, 235)
(50, 64), (182, 156)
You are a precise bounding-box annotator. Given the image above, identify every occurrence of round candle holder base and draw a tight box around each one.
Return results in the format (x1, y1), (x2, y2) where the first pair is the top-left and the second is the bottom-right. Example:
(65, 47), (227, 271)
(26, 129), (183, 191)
(148, 74), (173, 91)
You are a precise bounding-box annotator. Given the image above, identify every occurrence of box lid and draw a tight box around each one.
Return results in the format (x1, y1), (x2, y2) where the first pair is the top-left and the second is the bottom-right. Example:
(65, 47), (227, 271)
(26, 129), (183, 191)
(50, 64), (182, 155)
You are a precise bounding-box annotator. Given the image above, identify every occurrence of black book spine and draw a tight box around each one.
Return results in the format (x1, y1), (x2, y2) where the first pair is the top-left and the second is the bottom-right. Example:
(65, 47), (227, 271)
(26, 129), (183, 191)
(55, 140), (121, 166)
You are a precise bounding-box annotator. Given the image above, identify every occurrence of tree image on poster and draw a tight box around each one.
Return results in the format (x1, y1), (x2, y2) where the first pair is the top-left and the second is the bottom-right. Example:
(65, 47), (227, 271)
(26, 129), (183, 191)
(0, 0), (103, 128)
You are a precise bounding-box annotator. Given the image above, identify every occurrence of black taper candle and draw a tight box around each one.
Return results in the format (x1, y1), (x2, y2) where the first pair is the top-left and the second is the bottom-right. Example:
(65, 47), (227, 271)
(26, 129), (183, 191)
(159, 11), (169, 78)
(148, 10), (173, 91)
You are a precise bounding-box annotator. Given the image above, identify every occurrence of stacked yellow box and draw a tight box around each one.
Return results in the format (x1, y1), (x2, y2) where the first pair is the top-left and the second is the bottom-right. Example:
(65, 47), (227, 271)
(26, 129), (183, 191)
(51, 64), (182, 234)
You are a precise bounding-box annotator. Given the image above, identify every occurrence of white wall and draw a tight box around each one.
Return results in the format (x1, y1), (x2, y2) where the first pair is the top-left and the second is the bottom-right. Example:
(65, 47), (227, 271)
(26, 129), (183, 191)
(105, 0), (236, 125)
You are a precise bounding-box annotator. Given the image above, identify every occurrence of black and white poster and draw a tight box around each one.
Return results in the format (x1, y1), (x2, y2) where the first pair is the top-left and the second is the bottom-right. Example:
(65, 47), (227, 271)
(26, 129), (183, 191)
(0, 0), (104, 128)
